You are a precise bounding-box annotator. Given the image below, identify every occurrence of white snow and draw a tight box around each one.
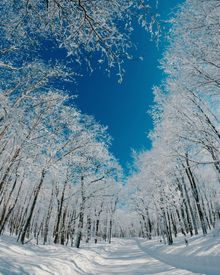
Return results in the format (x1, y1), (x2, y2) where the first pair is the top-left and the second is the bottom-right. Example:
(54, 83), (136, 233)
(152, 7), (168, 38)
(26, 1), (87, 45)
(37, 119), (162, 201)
(136, 233), (220, 275)
(0, 234), (220, 274)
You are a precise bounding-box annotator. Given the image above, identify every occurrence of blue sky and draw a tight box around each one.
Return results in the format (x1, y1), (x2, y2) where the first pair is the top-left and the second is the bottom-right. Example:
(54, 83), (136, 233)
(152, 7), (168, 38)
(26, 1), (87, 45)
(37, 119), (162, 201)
(69, 1), (182, 172)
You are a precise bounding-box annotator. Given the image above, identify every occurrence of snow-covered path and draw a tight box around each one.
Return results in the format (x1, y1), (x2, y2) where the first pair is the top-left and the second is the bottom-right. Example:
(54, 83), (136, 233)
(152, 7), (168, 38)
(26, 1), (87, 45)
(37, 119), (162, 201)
(1, 235), (220, 274)
(88, 239), (197, 275)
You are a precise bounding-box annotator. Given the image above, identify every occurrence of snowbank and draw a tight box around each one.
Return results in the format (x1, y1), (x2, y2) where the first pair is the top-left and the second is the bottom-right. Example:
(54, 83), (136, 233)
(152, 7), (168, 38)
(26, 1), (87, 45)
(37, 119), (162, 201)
(0, 235), (110, 275)
(136, 233), (220, 275)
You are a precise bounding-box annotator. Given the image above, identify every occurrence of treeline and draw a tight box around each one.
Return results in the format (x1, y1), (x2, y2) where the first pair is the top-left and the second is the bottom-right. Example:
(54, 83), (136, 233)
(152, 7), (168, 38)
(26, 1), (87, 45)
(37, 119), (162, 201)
(126, 0), (220, 244)
(0, 0), (159, 247)
(0, 0), (136, 247)
(0, 60), (122, 246)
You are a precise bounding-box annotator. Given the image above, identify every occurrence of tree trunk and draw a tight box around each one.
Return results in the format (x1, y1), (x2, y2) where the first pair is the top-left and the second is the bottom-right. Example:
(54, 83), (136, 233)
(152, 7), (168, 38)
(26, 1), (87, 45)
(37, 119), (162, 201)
(185, 156), (207, 235)
(108, 219), (113, 244)
(19, 168), (46, 244)
(86, 215), (91, 243)
(60, 207), (67, 245)
(0, 177), (23, 234)
(54, 181), (67, 244)
(75, 176), (85, 249)
(75, 210), (84, 248)
(182, 175), (198, 235)
(43, 189), (54, 245)
(95, 219), (99, 244)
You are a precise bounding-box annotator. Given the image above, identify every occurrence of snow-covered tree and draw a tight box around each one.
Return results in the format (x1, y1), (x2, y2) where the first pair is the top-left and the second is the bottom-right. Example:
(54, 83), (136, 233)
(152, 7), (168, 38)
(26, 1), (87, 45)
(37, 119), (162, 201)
(124, 0), (220, 245)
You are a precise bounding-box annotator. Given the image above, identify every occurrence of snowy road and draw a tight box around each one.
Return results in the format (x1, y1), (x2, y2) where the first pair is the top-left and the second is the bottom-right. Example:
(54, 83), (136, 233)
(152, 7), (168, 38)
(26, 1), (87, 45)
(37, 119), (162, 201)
(88, 239), (199, 275)
(2, 235), (219, 274)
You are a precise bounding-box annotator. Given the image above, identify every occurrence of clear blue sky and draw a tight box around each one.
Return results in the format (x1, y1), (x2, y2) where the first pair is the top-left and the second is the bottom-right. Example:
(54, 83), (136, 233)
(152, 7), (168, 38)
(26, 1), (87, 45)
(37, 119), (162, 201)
(72, 1), (182, 172)
(40, 0), (184, 171)
(68, 1), (182, 172)
(40, 1), (182, 172)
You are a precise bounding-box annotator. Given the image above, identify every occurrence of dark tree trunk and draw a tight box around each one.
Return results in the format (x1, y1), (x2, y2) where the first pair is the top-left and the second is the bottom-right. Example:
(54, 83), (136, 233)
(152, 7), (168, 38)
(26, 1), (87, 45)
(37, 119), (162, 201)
(75, 210), (84, 248)
(0, 148), (20, 193)
(95, 219), (99, 243)
(75, 176), (85, 249)
(166, 211), (173, 245)
(170, 212), (177, 238)
(60, 207), (67, 245)
(19, 169), (46, 244)
(86, 215), (91, 243)
(177, 176), (194, 235)
(108, 219), (112, 244)
(69, 210), (76, 247)
(182, 175), (198, 235)
(43, 189), (54, 245)
(54, 181), (67, 244)
(185, 156), (207, 235)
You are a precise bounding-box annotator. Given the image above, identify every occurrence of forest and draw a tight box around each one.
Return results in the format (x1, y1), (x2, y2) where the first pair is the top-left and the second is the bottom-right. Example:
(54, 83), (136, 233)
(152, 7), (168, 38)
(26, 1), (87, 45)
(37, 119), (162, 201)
(0, 1), (219, 271)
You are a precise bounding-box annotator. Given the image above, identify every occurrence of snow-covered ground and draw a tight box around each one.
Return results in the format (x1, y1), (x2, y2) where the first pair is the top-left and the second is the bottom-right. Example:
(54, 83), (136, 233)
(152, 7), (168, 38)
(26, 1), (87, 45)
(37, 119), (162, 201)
(136, 233), (220, 275)
(0, 234), (220, 274)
